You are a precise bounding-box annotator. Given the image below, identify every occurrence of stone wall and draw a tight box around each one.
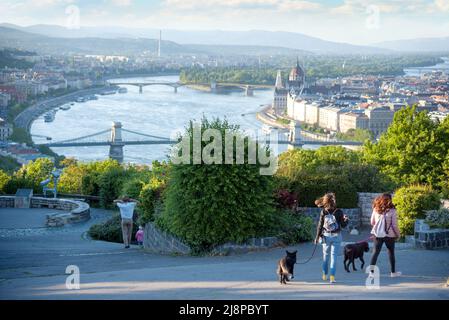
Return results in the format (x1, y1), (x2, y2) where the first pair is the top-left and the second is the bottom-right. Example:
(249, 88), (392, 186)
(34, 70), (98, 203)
(414, 219), (449, 250)
(0, 196), (90, 227)
(144, 222), (282, 255)
(210, 237), (281, 255)
(357, 192), (382, 226)
(144, 222), (191, 255)
(0, 196), (15, 208)
(299, 207), (361, 230)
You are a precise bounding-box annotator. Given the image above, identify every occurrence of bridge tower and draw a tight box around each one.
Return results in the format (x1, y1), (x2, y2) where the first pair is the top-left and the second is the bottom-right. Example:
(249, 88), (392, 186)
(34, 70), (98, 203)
(173, 86), (178, 93)
(109, 121), (124, 163)
(245, 85), (254, 96)
(139, 85), (143, 94)
(288, 120), (303, 150)
(210, 81), (217, 93)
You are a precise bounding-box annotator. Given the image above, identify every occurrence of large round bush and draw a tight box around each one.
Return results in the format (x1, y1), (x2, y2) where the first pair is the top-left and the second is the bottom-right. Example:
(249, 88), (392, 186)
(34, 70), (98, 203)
(160, 118), (277, 252)
(393, 184), (441, 235)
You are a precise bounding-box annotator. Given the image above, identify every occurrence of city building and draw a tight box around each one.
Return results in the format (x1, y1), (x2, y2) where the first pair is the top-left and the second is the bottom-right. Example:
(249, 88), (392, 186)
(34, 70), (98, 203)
(365, 106), (395, 137)
(287, 59), (305, 97)
(339, 111), (370, 133)
(319, 106), (344, 132)
(0, 117), (13, 141)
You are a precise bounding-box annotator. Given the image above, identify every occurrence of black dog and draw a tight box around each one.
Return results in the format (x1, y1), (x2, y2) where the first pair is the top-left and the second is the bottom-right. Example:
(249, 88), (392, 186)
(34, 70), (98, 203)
(277, 250), (297, 284)
(343, 241), (369, 272)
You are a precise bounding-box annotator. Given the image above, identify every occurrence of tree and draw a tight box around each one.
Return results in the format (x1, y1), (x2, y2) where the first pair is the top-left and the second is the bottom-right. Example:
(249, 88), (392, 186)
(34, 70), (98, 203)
(160, 118), (277, 252)
(0, 169), (11, 194)
(363, 106), (449, 189)
(15, 158), (54, 191)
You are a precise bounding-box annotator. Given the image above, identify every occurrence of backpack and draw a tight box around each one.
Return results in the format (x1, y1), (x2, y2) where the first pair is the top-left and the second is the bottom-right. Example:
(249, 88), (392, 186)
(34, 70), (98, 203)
(371, 211), (392, 238)
(323, 209), (339, 233)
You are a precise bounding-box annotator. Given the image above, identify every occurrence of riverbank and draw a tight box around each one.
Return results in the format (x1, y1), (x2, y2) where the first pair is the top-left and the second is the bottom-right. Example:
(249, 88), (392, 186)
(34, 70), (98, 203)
(14, 86), (116, 131)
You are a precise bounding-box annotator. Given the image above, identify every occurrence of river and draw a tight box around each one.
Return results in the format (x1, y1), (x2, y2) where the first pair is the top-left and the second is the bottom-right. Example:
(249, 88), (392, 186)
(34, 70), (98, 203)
(404, 57), (449, 76)
(30, 75), (288, 163)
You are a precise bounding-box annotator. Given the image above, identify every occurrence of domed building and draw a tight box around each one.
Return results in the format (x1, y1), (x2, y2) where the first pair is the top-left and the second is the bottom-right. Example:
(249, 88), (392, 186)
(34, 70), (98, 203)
(272, 59), (306, 115)
(287, 59), (305, 97)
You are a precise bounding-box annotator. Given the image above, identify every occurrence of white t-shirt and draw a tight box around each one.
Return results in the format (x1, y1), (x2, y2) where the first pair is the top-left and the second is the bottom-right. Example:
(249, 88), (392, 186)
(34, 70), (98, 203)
(116, 202), (136, 219)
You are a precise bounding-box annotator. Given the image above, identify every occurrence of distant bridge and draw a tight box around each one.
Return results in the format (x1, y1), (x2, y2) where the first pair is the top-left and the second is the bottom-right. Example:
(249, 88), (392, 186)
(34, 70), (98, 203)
(36, 121), (362, 162)
(107, 80), (273, 96)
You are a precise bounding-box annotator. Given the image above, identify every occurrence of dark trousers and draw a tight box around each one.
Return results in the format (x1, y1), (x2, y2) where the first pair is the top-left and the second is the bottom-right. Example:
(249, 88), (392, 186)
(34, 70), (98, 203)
(370, 237), (396, 273)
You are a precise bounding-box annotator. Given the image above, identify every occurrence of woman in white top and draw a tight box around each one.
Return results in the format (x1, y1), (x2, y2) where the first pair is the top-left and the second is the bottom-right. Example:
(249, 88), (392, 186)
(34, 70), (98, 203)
(369, 193), (402, 277)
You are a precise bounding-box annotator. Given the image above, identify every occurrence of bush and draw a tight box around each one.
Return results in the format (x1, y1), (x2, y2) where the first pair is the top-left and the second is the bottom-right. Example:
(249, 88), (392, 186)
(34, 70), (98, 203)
(138, 183), (157, 223)
(121, 178), (144, 199)
(99, 167), (129, 208)
(287, 172), (358, 208)
(425, 209), (449, 229)
(275, 147), (393, 208)
(3, 176), (35, 194)
(161, 118), (277, 252)
(0, 170), (11, 194)
(275, 211), (314, 245)
(393, 185), (441, 235)
(88, 214), (139, 243)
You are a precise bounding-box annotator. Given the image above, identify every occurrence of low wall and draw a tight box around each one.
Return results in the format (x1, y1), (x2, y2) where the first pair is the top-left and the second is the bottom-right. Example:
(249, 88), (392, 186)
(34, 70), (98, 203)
(299, 207), (361, 230)
(357, 192), (382, 226)
(0, 196), (15, 208)
(144, 222), (282, 255)
(144, 222), (191, 255)
(414, 219), (449, 250)
(0, 196), (90, 227)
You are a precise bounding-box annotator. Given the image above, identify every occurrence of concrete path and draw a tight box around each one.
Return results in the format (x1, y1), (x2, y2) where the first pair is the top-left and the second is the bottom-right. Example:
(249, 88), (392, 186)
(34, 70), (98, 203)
(0, 208), (448, 300)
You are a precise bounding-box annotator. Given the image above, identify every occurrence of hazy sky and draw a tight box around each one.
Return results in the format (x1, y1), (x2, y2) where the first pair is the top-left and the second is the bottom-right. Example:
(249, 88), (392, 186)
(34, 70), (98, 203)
(1, 0), (449, 45)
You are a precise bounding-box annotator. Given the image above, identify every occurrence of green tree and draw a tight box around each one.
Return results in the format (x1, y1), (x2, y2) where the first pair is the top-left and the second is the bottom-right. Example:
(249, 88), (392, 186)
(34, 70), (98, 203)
(160, 118), (277, 252)
(0, 169), (11, 194)
(15, 158), (54, 191)
(363, 106), (449, 189)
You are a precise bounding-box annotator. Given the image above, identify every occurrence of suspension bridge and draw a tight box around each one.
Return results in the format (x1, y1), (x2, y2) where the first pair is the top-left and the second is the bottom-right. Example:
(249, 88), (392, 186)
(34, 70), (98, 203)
(36, 121), (363, 162)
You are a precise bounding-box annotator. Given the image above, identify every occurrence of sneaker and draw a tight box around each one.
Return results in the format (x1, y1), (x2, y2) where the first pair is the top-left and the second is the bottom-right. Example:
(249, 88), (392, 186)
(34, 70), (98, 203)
(391, 271), (402, 277)
(125, 245), (130, 249)
(329, 275), (336, 283)
(322, 273), (328, 281)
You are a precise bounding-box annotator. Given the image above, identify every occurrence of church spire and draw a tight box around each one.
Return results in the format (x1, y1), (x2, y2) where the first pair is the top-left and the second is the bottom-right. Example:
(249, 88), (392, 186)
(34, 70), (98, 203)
(275, 70), (283, 89)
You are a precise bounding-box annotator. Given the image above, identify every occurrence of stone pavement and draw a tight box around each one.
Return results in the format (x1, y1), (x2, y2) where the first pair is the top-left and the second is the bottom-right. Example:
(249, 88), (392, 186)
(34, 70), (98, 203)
(0, 208), (448, 300)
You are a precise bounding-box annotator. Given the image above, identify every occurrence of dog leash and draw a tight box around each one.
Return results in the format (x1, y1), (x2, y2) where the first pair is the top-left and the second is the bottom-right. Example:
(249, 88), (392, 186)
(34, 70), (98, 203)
(295, 234), (374, 266)
(356, 235), (374, 244)
(296, 242), (319, 265)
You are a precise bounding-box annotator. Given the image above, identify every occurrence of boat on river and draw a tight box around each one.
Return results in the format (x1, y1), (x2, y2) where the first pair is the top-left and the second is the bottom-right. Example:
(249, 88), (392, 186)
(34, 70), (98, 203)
(60, 105), (71, 111)
(118, 87), (128, 94)
(44, 111), (55, 122)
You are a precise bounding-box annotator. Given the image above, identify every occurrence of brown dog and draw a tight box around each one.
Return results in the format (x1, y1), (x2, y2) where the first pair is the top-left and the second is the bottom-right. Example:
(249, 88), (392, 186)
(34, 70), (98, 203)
(343, 242), (369, 272)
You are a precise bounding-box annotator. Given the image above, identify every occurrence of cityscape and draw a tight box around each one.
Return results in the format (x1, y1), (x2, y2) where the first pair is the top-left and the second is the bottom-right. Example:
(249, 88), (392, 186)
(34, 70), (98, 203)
(0, 0), (449, 305)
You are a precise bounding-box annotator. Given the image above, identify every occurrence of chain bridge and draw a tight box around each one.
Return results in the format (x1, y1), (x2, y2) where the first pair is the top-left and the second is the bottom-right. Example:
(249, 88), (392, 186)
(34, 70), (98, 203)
(36, 121), (363, 162)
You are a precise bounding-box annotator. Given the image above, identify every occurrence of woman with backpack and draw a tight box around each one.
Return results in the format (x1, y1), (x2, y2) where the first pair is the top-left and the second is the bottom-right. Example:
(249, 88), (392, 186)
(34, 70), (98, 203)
(314, 192), (349, 284)
(369, 193), (402, 277)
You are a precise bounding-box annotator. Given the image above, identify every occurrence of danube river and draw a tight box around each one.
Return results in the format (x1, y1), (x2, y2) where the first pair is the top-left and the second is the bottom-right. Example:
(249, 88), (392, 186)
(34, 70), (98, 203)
(31, 75), (287, 163)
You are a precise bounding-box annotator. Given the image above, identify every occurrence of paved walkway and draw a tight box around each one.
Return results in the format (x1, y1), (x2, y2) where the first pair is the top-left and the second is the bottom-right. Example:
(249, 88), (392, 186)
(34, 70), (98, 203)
(0, 208), (448, 299)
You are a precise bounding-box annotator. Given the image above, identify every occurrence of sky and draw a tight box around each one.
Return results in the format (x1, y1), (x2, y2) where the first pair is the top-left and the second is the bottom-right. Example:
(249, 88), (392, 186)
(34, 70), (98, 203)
(1, 0), (449, 45)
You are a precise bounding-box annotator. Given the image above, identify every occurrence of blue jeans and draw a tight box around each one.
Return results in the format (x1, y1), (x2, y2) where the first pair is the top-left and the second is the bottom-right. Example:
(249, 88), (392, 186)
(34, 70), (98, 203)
(321, 233), (342, 276)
